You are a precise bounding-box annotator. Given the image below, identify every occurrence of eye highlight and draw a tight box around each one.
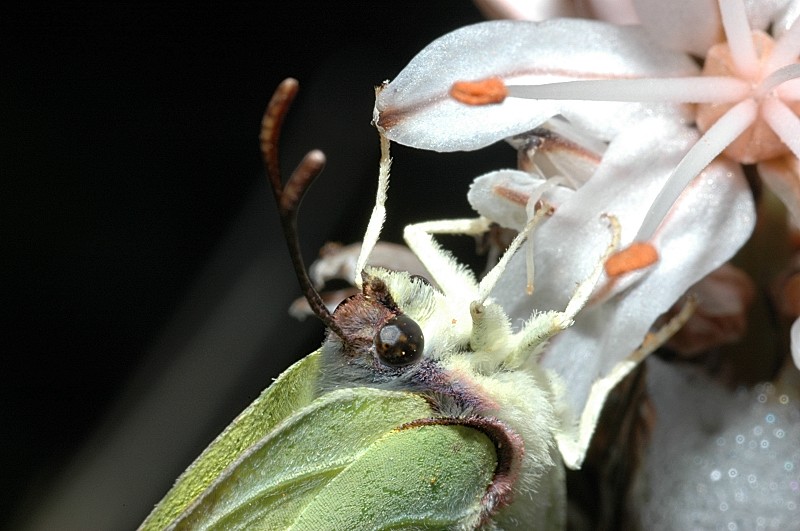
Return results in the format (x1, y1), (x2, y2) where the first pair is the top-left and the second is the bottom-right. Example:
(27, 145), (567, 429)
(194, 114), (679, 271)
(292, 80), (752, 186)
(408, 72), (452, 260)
(374, 315), (424, 367)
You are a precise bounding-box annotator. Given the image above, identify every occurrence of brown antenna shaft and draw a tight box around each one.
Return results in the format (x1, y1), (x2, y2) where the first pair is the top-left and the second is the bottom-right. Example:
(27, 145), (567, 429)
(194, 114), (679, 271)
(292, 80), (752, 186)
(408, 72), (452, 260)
(260, 78), (348, 342)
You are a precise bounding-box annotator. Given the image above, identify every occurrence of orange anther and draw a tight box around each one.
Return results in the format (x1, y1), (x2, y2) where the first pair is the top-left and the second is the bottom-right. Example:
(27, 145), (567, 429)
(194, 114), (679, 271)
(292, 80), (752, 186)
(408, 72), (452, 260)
(450, 77), (508, 105)
(604, 242), (659, 277)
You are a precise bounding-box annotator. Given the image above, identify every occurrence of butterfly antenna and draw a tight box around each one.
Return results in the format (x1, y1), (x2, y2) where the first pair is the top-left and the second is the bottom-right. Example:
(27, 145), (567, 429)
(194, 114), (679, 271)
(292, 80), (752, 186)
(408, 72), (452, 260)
(260, 78), (348, 342)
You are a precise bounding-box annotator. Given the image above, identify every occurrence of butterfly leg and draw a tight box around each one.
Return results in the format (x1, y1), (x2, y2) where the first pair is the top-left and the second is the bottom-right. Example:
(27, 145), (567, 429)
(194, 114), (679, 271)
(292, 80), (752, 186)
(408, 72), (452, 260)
(403, 217), (493, 301)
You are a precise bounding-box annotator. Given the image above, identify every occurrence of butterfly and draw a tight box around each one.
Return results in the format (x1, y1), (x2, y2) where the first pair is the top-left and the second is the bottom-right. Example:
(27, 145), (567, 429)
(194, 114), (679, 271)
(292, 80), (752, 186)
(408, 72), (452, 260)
(139, 78), (689, 530)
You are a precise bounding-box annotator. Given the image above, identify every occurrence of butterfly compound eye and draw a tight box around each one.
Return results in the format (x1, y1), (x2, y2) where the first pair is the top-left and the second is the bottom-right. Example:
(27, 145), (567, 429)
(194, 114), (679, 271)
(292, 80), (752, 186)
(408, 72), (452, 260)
(374, 315), (424, 367)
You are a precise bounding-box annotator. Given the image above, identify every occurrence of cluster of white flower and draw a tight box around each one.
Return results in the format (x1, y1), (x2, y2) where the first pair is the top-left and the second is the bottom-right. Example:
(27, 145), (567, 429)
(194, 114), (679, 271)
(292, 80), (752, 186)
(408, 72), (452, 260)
(374, 0), (799, 367)
(366, 0), (799, 526)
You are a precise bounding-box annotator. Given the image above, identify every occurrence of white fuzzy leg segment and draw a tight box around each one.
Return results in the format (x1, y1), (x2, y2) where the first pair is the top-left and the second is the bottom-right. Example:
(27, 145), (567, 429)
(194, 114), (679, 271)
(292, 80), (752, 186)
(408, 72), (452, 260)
(354, 133), (391, 288)
(508, 214), (621, 366)
(403, 217), (490, 300)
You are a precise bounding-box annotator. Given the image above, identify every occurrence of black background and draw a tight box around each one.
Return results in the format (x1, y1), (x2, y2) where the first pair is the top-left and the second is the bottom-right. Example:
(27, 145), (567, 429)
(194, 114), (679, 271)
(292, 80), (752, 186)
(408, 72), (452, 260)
(4, 3), (513, 529)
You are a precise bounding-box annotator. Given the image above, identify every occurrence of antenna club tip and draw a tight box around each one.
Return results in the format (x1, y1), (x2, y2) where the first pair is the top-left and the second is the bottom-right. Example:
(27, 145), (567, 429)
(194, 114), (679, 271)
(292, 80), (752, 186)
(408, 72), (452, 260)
(279, 77), (299, 89)
(306, 149), (326, 164)
(268, 78), (300, 111)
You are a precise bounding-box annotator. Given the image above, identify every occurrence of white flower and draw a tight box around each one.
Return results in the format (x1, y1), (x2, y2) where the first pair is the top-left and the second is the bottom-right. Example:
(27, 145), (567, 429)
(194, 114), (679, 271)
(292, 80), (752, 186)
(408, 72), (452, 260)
(374, 0), (800, 367)
(373, 18), (697, 152)
(472, 0), (640, 25)
(467, 117), (753, 427)
(639, 355), (800, 529)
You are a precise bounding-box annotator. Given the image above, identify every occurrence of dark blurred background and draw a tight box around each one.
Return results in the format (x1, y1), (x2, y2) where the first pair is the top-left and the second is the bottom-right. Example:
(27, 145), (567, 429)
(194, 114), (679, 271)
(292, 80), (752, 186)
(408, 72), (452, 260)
(3, 3), (513, 529)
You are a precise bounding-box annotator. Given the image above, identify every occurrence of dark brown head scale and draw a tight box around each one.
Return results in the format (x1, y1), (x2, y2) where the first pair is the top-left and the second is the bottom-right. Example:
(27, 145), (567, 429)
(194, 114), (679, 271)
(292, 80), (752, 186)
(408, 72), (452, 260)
(360, 273), (399, 312)
(315, 271), (428, 391)
(329, 278), (397, 359)
(358, 273), (423, 367)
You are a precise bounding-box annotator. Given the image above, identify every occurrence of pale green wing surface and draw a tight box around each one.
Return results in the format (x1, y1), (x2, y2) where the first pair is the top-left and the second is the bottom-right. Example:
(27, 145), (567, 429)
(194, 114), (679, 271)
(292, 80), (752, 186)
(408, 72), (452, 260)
(169, 388), (495, 529)
(168, 387), (442, 529)
(140, 349), (323, 530)
(291, 423), (497, 530)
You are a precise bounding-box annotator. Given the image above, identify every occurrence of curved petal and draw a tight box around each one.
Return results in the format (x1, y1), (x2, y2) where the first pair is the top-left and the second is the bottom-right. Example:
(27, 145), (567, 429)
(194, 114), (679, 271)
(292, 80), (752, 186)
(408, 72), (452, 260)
(505, 119), (606, 187)
(473, 118), (755, 424)
(308, 242), (430, 289)
(472, 0), (579, 21)
(633, 0), (723, 56)
(743, 0), (794, 31)
(773, 0), (800, 39)
(633, 0), (792, 56)
(468, 169), (576, 229)
(639, 357), (800, 530)
(587, 0), (640, 24)
(374, 19), (698, 152)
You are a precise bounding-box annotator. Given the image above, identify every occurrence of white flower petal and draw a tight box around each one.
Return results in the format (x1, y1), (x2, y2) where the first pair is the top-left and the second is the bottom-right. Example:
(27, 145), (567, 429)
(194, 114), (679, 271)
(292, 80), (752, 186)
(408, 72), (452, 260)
(468, 169), (576, 230)
(484, 119), (694, 311)
(374, 19), (698, 152)
(308, 242), (431, 289)
(587, 0), (640, 24)
(633, 0), (722, 56)
(743, 0), (794, 31)
(637, 98), (757, 240)
(633, 0), (792, 56)
(773, 0), (800, 39)
(476, 118), (755, 424)
(504, 120), (605, 187)
(472, 0), (579, 21)
(473, 0), (640, 24)
(549, 167), (752, 420)
(548, 162), (752, 433)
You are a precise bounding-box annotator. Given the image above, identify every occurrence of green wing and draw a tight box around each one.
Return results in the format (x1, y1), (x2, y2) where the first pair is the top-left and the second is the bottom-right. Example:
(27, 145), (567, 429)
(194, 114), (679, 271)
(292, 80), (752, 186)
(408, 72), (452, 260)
(142, 351), (498, 530)
(290, 422), (497, 530)
(165, 388), (496, 529)
(140, 349), (323, 530)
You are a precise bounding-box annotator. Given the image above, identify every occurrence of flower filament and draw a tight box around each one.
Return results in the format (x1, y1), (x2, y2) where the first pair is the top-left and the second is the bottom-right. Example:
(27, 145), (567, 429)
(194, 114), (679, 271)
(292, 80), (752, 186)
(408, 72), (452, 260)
(453, 0), (799, 243)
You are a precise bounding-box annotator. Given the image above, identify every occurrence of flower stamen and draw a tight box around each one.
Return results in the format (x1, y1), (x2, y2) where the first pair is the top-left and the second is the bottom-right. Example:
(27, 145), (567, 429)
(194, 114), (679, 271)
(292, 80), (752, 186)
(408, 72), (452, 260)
(504, 77), (748, 103)
(637, 99), (758, 242)
(450, 77), (508, 105)
(696, 29), (800, 164)
(445, 0), (798, 248)
(762, 98), (800, 160)
(718, 0), (759, 78)
(766, 21), (800, 73)
(758, 63), (800, 98)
